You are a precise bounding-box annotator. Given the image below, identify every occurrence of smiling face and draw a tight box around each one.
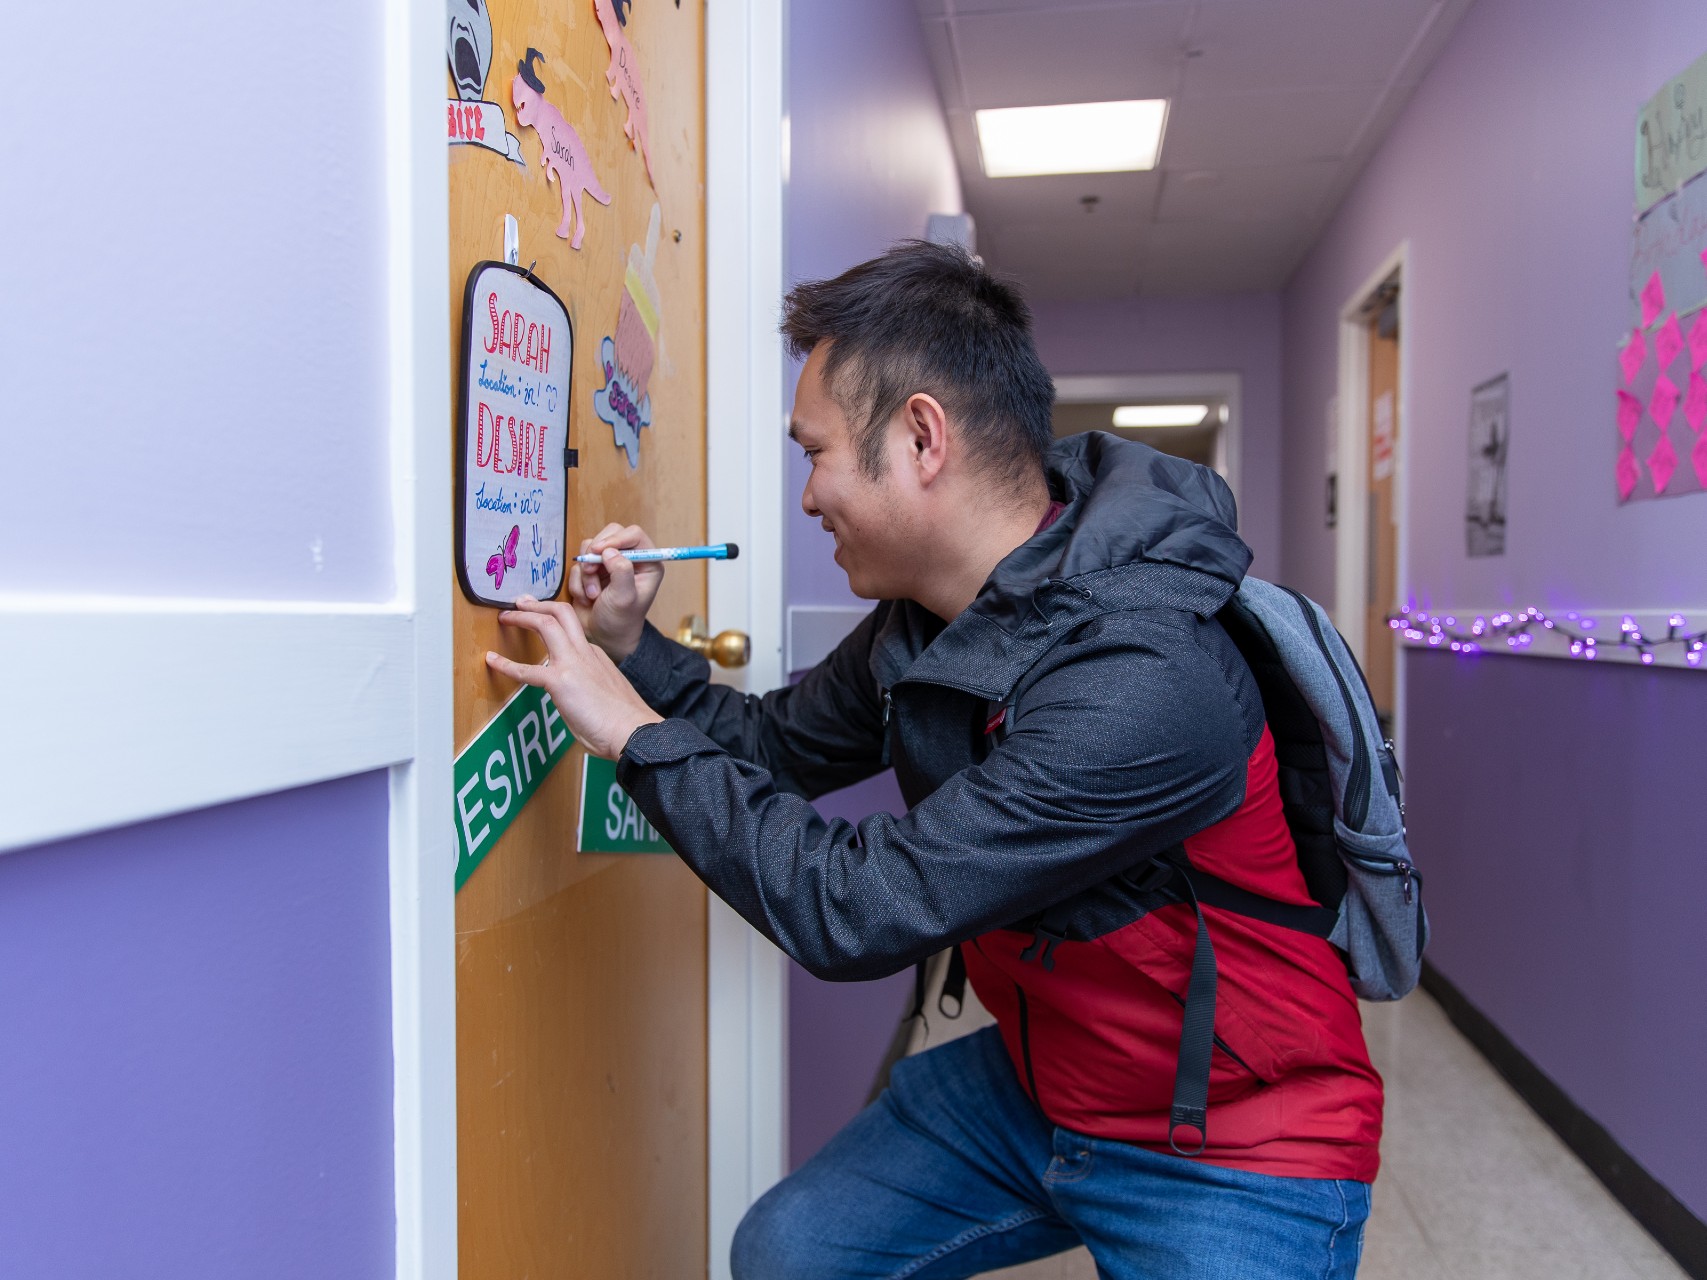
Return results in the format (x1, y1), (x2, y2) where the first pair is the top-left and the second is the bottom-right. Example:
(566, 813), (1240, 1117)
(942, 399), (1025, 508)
(791, 344), (924, 602)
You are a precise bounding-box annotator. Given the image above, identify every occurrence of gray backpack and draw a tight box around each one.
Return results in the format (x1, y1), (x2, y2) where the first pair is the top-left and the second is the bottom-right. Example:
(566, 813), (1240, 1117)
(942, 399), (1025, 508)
(1214, 576), (1427, 1003)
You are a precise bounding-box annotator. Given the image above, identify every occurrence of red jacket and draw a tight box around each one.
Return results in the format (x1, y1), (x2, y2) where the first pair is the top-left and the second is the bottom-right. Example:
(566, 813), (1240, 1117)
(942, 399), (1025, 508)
(964, 726), (1384, 1181)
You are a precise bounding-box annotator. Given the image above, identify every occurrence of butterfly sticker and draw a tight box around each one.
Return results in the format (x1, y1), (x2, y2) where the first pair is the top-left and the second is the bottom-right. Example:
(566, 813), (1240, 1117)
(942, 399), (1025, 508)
(486, 524), (520, 590)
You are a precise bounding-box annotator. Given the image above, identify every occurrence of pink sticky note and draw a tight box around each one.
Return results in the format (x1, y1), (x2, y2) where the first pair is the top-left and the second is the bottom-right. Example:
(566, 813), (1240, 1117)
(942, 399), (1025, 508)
(1650, 372), (1681, 428)
(1691, 312), (1707, 370)
(1620, 329), (1648, 384)
(1642, 271), (1667, 327)
(1649, 432), (1679, 494)
(1694, 432), (1707, 487)
(1655, 312), (1685, 370)
(1618, 389), (1644, 441)
(1617, 446), (1641, 501)
(1686, 373), (1707, 432)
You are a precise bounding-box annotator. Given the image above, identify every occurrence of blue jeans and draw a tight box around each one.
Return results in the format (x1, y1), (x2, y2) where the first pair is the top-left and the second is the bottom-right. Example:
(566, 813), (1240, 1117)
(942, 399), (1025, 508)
(734, 1027), (1369, 1279)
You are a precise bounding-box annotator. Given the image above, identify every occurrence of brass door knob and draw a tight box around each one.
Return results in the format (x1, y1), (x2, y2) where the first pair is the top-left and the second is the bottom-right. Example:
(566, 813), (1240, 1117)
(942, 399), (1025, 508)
(678, 615), (750, 668)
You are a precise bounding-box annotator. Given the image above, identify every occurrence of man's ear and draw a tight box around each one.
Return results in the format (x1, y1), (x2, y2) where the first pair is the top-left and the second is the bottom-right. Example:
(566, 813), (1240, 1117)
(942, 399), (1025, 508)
(903, 392), (950, 487)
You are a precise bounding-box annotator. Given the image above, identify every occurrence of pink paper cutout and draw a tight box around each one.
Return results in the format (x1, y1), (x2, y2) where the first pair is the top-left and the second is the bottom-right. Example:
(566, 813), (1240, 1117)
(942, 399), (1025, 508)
(1648, 432), (1679, 494)
(1620, 328), (1648, 384)
(1641, 270), (1667, 327)
(1650, 371), (1680, 429)
(1686, 373), (1707, 433)
(512, 49), (612, 249)
(1690, 311), (1707, 370)
(1618, 389), (1643, 441)
(1655, 312), (1685, 370)
(594, 0), (654, 186)
(1617, 446), (1641, 501)
(1694, 432), (1707, 487)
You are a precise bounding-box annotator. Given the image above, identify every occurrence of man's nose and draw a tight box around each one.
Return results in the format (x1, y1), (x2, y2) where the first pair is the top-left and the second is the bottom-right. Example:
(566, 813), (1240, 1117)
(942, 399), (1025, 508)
(801, 480), (819, 518)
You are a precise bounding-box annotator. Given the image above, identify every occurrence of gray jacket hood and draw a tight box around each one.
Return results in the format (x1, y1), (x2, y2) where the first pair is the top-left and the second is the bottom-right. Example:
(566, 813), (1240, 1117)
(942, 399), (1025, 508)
(888, 432), (1253, 698)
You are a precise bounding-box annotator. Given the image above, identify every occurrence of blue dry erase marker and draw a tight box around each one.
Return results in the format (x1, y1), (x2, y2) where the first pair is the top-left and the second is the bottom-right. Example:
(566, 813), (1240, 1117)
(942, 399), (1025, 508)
(572, 542), (740, 564)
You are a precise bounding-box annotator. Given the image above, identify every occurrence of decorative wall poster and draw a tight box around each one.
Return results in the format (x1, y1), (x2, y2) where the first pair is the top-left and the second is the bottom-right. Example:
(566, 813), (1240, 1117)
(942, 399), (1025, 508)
(1466, 374), (1509, 558)
(1371, 390), (1395, 481)
(512, 49), (611, 249)
(1636, 49), (1707, 214)
(447, 0), (524, 165)
(457, 262), (575, 606)
(577, 754), (672, 854)
(615, 202), (664, 397)
(594, 335), (650, 467)
(453, 681), (574, 890)
(594, 0), (655, 185)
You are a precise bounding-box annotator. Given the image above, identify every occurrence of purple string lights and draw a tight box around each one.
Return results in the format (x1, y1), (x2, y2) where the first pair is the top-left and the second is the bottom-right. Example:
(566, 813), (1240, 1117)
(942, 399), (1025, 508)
(1385, 607), (1706, 667)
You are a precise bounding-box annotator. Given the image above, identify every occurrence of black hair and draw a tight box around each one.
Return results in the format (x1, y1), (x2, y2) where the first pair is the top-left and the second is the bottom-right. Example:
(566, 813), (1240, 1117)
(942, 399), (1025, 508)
(780, 240), (1055, 491)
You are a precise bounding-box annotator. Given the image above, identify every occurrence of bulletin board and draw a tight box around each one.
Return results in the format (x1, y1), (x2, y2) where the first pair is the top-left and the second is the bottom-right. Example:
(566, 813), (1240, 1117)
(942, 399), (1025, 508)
(447, 0), (708, 1274)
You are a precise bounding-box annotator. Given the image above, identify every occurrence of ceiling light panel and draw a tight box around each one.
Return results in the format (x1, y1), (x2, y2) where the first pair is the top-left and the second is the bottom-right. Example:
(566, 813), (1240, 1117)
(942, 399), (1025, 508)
(1112, 404), (1210, 428)
(975, 100), (1169, 178)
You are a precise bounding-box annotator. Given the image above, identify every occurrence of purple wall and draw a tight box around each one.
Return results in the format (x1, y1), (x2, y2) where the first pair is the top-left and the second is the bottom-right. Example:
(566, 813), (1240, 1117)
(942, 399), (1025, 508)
(783, 0), (961, 1169)
(0, 2), (393, 602)
(1281, 0), (1707, 1217)
(1030, 293), (1285, 574)
(0, 773), (397, 1277)
(784, 0), (963, 611)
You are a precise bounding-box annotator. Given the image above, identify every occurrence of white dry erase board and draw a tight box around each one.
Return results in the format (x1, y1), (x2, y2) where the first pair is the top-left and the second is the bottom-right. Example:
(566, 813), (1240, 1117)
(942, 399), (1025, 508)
(456, 261), (576, 607)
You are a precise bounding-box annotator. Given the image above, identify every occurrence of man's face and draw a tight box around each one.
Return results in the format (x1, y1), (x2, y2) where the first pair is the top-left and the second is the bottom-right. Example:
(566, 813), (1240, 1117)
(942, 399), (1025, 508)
(791, 344), (920, 601)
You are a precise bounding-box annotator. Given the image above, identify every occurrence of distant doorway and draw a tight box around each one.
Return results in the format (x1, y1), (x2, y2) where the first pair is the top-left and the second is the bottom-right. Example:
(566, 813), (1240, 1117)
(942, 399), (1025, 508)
(1051, 372), (1243, 510)
(1334, 245), (1408, 743)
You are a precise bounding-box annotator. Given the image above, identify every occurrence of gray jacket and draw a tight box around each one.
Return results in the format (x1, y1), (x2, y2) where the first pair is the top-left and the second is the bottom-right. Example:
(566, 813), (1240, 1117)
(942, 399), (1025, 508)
(615, 432), (1264, 981)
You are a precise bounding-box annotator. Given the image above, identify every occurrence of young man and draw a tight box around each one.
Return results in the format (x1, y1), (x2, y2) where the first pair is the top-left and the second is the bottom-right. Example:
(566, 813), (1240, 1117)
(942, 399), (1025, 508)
(489, 242), (1381, 1279)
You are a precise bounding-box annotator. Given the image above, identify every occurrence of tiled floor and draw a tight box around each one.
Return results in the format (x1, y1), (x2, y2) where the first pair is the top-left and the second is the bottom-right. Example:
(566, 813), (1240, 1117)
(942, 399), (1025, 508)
(980, 991), (1686, 1279)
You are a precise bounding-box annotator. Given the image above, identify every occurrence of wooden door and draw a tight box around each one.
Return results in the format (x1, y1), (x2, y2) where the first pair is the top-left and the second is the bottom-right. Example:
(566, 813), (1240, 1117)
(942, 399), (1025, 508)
(1364, 307), (1400, 732)
(448, 2), (708, 1275)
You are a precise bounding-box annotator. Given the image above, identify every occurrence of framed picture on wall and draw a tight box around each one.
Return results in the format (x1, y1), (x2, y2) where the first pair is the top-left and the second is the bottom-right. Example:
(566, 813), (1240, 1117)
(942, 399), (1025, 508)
(455, 261), (576, 607)
(1466, 373), (1509, 558)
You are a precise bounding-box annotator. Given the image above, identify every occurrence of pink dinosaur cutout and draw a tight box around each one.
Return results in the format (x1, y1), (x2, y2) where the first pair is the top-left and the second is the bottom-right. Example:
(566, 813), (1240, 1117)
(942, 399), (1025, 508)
(512, 49), (611, 249)
(593, 0), (654, 186)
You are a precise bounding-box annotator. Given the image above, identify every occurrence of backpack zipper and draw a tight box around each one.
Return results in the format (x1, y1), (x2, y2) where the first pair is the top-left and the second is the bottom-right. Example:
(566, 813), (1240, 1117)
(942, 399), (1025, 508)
(1342, 849), (1420, 904)
(1279, 585), (1371, 828)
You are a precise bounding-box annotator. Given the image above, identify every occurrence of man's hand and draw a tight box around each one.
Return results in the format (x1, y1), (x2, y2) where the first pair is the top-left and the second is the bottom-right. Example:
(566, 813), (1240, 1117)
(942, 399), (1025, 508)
(487, 596), (664, 760)
(569, 523), (665, 663)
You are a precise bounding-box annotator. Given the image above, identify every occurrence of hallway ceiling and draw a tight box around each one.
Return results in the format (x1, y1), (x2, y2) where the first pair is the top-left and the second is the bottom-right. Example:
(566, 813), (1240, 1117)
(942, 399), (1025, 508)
(916, 0), (1476, 300)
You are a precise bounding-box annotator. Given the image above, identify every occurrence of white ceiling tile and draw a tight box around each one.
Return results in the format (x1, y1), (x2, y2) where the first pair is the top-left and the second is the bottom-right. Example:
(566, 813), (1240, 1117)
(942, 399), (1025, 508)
(1182, 0), (1442, 93)
(1141, 218), (1310, 294)
(1161, 87), (1380, 167)
(964, 168), (1162, 224)
(984, 218), (1146, 302)
(1155, 160), (1342, 223)
(950, 4), (1195, 109)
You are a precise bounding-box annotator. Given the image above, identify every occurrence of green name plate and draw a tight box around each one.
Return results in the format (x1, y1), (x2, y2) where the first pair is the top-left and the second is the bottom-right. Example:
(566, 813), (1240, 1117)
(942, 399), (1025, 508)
(578, 753), (673, 854)
(453, 684), (574, 891)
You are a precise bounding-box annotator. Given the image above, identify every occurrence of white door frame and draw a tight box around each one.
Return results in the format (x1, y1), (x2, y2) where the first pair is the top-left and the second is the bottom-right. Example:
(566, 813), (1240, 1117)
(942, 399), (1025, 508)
(705, 1), (790, 1276)
(1052, 372), (1244, 510)
(1333, 241), (1410, 754)
(0, 0), (457, 1275)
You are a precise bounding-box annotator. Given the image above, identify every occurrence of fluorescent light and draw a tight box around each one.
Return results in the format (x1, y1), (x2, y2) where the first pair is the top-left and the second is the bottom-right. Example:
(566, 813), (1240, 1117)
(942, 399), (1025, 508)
(975, 100), (1168, 178)
(1112, 404), (1210, 428)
